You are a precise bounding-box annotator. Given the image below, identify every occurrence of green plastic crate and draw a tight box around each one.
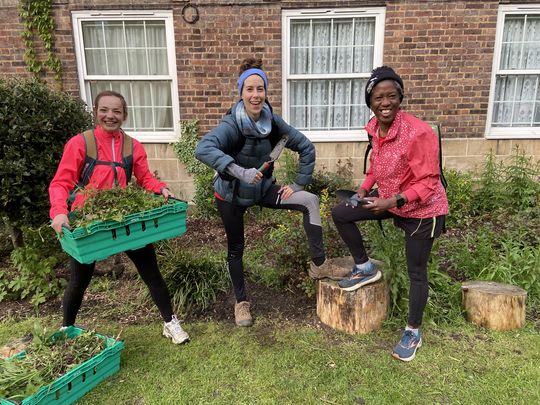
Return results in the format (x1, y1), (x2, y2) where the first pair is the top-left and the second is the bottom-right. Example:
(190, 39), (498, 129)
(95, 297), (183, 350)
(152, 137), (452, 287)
(0, 326), (125, 405)
(59, 200), (188, 264)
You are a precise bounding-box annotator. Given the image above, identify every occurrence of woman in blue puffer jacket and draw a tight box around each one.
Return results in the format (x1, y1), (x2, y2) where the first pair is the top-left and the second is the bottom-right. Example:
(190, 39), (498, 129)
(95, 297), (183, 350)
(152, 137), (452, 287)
(195, 58), (328, 327)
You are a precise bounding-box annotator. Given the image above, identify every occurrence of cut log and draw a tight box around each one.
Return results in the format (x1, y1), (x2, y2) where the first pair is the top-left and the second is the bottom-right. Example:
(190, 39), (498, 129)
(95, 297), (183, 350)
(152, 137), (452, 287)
(316, 257), (389, 334)
(461, 281), (527, 331)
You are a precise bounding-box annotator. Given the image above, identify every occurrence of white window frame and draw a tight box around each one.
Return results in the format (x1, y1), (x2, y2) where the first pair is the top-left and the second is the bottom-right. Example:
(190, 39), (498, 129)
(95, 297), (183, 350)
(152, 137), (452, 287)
(72, 10), (180, 143)
(485, 4), (540, 139)
(282, 7), (385, 142)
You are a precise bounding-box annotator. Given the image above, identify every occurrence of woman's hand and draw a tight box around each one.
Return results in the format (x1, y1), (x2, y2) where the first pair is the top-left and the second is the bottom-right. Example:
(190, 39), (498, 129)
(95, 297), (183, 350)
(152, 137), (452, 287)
(356, 187), (368, 199)
(51, 213), (70, 234)
(363, 197), (394, 215)
(278, 185), (295, 200)
(161, 187), (175, 199)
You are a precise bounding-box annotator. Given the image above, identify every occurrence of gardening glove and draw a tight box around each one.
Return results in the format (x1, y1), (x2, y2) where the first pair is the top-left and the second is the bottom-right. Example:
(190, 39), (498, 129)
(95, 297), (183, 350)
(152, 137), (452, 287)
(51, 213), (70, 234)
(226, 163), (262, 184)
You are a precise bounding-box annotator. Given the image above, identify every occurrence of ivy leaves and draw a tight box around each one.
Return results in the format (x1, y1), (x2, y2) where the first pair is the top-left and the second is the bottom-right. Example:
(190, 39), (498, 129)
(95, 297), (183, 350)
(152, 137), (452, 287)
(19, 0), (62, 84)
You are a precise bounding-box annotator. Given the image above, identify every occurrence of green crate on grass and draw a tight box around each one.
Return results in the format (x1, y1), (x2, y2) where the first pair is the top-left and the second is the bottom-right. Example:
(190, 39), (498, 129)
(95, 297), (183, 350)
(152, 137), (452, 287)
(59, 199), (188, 264)
(0, 326), (124, 405)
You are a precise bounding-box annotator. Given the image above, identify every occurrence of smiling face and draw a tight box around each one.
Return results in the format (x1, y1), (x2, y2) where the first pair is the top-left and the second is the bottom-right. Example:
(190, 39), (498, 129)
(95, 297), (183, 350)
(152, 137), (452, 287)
(369, 80), (402, 133)
(241, 74), (266, 121)
(94, 95), (126, 133)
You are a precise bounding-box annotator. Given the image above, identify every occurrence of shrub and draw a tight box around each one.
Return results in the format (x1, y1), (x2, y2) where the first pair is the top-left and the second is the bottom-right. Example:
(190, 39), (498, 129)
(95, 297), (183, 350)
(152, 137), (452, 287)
(156, 241), (228, 315)
(173, 120), (217, 218)
(0, 77), (93, 247)
(0, 223), (66, 306)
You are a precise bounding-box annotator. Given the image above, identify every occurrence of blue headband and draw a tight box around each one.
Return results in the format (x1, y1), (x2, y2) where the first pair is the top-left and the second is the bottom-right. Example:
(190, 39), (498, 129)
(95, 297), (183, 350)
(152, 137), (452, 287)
(237, 68), (268, 96)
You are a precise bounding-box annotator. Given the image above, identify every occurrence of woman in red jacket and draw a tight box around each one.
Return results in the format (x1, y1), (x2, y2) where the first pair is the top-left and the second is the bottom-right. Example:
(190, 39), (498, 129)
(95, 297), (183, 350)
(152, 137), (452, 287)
(49, 90), (189, 345)
(332, 66), (448, 362)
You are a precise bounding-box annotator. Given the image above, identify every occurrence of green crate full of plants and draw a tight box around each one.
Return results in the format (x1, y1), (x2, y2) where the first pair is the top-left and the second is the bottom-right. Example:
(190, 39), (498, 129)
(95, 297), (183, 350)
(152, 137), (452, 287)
(59, 189), (188, 264)
(0, 326), (125, 405)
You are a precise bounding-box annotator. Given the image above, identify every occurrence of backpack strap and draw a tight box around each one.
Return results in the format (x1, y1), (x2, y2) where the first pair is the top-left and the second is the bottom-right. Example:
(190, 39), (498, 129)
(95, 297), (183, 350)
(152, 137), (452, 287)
(363, 134), (373, 175)
(429, 123), (448, 189)
(120, 129), (134, 183)
(67, 130), (96, 206)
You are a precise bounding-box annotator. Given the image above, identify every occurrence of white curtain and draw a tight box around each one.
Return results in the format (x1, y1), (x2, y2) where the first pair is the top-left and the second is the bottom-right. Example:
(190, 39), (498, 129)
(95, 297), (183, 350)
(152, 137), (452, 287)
(289, 17), (375, 130)
(493, 16), (540, 127)
(83, 20), (172, 131)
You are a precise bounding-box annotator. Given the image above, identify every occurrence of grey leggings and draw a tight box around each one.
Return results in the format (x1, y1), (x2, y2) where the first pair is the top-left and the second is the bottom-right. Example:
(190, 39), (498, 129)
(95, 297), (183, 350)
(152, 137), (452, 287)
(217, 184), (325, 302)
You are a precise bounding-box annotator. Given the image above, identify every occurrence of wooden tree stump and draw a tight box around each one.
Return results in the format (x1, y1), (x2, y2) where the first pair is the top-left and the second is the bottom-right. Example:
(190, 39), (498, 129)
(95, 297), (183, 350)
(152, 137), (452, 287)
(316, 257), (389, 334)
(461, 281), (527, 331)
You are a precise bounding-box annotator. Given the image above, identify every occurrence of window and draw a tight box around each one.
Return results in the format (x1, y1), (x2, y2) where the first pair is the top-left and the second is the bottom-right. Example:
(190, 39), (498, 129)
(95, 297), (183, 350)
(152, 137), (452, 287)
(72, 11), (180, 142)
(282, 8), (385, 142)
(487, 5), (540, 139)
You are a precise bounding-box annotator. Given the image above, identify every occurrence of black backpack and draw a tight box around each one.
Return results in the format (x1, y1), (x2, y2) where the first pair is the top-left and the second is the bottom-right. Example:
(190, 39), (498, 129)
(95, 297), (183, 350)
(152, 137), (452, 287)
(67, 129), (134, 205)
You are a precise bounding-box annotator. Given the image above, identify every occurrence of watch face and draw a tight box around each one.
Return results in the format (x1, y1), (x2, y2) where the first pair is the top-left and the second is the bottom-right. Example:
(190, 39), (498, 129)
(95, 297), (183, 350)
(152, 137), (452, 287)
(397, 196), (405, 208)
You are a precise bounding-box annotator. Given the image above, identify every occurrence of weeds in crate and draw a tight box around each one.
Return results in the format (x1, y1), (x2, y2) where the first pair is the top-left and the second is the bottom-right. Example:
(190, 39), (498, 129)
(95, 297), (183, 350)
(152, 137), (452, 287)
(0, 322), (112, 401)
(71, 184), (169, 229)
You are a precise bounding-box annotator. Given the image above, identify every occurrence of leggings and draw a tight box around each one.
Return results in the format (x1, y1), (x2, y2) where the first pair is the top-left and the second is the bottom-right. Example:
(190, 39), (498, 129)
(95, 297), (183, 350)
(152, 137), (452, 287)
(217, 184), (325, 303)
(332, 201), (442, 328)
(62, 244), (173, 326)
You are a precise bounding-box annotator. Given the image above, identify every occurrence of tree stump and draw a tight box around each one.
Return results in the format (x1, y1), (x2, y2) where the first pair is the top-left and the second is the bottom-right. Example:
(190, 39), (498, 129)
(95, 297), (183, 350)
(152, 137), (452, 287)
(461, 281), (527, 331)
(316, 257), (389, 334)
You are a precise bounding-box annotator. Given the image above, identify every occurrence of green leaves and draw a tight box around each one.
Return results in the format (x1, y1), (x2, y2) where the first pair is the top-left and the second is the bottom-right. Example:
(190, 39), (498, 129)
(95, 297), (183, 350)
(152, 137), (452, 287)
(0, 77), (93, 243)
(71, 184), (166, 229)
(18, 0), (62, 83)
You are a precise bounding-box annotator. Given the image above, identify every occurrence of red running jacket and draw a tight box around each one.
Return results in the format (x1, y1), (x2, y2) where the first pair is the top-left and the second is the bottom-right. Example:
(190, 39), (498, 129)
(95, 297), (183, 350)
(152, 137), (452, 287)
(49, 125), (167, 219)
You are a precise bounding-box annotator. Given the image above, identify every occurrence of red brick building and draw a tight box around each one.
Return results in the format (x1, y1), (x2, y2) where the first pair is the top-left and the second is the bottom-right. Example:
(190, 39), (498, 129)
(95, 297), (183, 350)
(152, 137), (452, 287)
(1, 0), (539, 199)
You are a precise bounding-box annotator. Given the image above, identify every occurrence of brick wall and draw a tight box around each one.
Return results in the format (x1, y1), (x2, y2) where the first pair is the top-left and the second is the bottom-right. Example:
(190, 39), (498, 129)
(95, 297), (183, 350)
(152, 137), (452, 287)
(0, 0), (539, 200)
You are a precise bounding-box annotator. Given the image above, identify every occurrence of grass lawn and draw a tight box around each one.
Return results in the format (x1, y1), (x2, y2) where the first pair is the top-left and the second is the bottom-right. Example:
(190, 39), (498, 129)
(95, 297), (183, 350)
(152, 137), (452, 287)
(1, 315), (538, 405)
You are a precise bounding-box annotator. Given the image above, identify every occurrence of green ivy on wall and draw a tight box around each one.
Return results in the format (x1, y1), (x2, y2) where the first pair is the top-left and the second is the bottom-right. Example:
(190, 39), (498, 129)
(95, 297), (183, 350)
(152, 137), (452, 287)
(19, 0), (62, 86)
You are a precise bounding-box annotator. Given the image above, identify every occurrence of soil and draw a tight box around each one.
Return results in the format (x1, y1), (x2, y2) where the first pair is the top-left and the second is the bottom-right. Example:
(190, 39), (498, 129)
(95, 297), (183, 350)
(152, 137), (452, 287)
(0, 217), (323, 329)
(1, 217), (538, 332)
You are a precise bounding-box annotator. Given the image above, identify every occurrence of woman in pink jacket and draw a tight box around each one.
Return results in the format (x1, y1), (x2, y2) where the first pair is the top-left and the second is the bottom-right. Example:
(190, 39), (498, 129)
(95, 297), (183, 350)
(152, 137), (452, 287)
(331, 66), (448, 362)
(49, 90), (189, 345)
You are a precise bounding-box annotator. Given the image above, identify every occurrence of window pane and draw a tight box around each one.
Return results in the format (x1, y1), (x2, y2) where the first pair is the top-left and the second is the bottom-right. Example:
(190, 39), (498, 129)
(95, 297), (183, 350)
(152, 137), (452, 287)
(333, 19), (353, 73)
(524, 17), (540, 69)
(106, 49), (128, 75)
(132, 107), (154, 131)
(146, 21), (167, 47)
(354, 19), (376, 73)
(82, 22), (104, 48)
(154, 107), (173, 130)
(127, 50), (148, 75)
(148, 50), (168, 75)
(290, 22), (310, 74)
(125, 21), (146, 48)
(85, 49), (107, 75)
(312, 20), (331, 74)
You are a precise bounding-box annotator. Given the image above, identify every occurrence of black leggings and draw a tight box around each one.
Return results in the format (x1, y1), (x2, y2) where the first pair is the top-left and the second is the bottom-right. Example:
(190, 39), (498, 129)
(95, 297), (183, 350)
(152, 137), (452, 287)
(332, 201), (442, 328)
(62, 244), (173, 326)
(217, 184), (325, 303)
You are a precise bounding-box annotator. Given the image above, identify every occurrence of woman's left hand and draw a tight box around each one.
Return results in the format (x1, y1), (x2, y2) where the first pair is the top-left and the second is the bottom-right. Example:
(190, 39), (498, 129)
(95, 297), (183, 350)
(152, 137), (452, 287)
(161, 187), (175, 199)
(278, 185), (295, 200)
(364, 197), (394, 215)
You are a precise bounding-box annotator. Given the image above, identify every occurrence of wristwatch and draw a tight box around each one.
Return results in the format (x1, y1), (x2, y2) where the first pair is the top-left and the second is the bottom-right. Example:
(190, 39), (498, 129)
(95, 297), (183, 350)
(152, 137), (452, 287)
(396, 194), (406, 208)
